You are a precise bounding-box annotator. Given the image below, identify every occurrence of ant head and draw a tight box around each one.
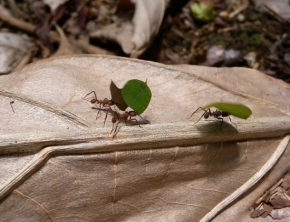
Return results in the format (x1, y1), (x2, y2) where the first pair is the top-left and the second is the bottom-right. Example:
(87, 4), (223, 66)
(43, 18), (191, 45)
(91, 98), (97, 104)
(204, 112), (210, 119)
(128, 111), (137, 117)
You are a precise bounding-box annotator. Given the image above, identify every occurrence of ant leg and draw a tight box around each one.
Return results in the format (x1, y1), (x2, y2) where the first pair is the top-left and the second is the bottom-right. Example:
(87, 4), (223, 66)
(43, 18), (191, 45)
(188, 107), (210, 120)
(103, 109), (109, 126)
(112, 121), (121, 139)
(129, 117), (142, 128)
(82, 91), (97, 100)
(110, 121), (116, 134)
(112, 126), (121, 139)
(195, 108), (212, 123)
(197, 111), (207, 122)
(110, 113), (119, 134)
(96, 109), (102, 120)
(188, 107), (203, 119)
(10, 101), (15, 113)
(217, 117), (224, 129)
(138, 114), (144, 120)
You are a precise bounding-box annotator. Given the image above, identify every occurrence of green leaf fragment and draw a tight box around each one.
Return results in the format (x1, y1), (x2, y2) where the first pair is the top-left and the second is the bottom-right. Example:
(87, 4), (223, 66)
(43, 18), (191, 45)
(121, 79), (152, 114)
(201, 102), (252, 119)
(190, 2), (215, 22)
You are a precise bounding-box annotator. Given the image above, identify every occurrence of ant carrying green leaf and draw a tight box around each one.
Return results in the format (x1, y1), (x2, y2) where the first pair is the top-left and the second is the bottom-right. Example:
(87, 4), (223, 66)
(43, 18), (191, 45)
(84, 79), (152, 139)
(10, 101), (15, 113)
(189, 102), (252, 128)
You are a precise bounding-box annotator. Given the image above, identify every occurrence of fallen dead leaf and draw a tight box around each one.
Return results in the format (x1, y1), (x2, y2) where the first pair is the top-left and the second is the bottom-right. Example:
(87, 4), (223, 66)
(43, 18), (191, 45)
(0, 55), (290, 221)
(270, 207), (290, 219)
(282, 174), (290, 190)
(0, 32), (35, 73)
(51, 24), (80, 57)
(43, 0), (69, 12)
(90, 0), (169, 57)
(270, 192), (290, 209)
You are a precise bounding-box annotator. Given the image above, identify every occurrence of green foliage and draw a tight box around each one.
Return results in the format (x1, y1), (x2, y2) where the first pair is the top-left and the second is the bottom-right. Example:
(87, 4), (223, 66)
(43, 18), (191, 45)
(239, 32), (260, 46)
(201, 102), (252, 119)
(190, 2), (215, 22)
(121, 79), (152, 114)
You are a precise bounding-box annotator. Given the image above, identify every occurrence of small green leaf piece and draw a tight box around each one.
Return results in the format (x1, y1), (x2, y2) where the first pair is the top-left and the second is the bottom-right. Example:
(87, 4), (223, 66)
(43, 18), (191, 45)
(190, 2), (215, 22)
(202, 102), (252, 119)
(121, 79), (152, 114)
(110, 80), (128, 111)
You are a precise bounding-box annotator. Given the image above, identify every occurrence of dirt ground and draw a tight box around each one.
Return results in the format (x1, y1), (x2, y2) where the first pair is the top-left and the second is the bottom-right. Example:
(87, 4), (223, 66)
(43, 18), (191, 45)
(1, 0), (289, 82)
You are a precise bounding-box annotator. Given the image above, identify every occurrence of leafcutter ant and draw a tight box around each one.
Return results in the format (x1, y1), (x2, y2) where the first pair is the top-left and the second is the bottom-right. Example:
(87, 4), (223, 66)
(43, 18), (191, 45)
(189, 107), (231, 129)
(82, 91), (115, 108)
(10, 101), (15, 113)
(82, 91), (115, 120)
(110, 110), (143, 139)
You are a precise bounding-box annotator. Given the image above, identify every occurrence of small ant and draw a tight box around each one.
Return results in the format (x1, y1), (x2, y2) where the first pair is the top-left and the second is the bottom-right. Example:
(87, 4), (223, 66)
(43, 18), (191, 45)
(10, 101), (15, 113)
(82, 91), (115, 107)
(82, 91), (115, 119)
(110, 110), (143, 139)
(189, 107), (231, 129)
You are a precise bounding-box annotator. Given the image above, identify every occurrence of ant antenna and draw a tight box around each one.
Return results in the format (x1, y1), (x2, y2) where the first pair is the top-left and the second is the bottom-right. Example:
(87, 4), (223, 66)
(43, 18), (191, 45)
(187, 107), (207, 121)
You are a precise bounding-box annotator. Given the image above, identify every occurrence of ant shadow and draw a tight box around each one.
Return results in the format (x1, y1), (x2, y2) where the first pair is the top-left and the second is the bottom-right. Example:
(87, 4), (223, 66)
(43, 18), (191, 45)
(194, 119), (239, 133)
(189, 141), (242, 181)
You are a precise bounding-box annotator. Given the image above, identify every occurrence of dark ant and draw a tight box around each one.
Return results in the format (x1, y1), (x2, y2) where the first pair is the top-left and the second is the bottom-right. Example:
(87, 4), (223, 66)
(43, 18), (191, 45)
(189, 107), (231, 129)
(10, 101), (15, 113)
(82, 91), (115, 120)
(109, 109), (143, 139)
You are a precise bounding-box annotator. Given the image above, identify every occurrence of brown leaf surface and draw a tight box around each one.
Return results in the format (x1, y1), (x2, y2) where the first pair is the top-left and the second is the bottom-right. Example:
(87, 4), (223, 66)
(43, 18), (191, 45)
(1, 55), (290, 221)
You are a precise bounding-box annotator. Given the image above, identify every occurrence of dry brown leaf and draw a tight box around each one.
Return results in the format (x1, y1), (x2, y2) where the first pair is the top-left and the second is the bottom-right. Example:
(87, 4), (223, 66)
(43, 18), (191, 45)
(282, 174), (290, 190)
(43, 0), (69, 12)
(254, 0), (290, 21)
(270, 193), (290, 209)
(0, 32), (35, 73)
(51, 24), (80, 57)
(1, 55), (290, 221)
(270, 207), (290, 219)
(90, 0), (168, 57)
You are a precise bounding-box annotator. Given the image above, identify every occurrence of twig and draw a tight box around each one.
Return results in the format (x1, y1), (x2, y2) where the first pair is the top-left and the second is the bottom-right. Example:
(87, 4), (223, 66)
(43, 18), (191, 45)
(229, 2), (249, 18)
(262, 2), (289, 23)
(7, 0), (29, 19)
(78, 36), (115, 55)
(13, 47), (38, 71)
(0, 6), (60, 43)
(0, 6), (35, 33)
